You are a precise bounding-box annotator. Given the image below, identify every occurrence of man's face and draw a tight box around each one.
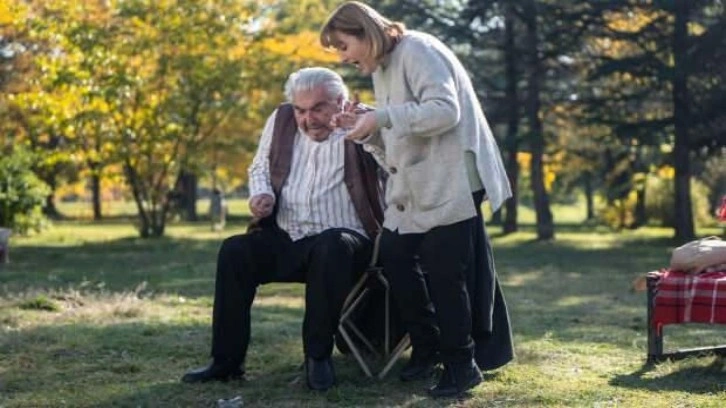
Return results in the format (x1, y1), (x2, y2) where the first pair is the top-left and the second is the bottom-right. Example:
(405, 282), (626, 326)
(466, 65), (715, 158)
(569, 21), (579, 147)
(292, 87), (342, 142)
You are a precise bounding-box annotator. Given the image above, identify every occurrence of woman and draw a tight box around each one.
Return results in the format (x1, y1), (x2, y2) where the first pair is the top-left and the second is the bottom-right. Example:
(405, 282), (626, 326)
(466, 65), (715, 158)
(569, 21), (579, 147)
(321, 1), (513, 397)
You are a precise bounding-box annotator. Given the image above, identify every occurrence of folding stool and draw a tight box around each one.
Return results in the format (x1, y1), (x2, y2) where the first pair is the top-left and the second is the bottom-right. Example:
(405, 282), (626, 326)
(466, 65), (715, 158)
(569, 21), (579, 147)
(337, 233), (410, 378)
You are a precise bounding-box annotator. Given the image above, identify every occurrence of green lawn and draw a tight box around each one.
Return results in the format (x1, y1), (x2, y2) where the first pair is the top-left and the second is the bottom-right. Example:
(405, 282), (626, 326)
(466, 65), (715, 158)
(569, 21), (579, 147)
(0, 205), (725, 407)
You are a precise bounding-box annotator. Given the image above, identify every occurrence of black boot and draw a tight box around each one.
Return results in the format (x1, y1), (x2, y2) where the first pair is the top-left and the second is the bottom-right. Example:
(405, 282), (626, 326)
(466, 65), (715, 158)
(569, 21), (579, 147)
(428, 359), (482, 398)
(399, 347), (439, 381)
(181, 360), (244, 383)
(305, 356), (336, 391)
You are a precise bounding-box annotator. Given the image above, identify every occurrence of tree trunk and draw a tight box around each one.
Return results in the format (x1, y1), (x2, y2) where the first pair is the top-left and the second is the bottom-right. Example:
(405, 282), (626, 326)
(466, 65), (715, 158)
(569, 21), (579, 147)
(149, 206), (166, 237)
(524, 0), (554, 240)
(0, 227), (10, 264)
(583, 172), (595, 220)
(633, 185), (646, 229)
(42, 176), (62, 220)
(90, 170), (102, 221)
(672, 0), (695, 242)
(632, 148), (646, 229)
(503, 1), (520, 235)
(502, 153), (520, 234)
(124, 161), (156, 238)
(176, 170), (198, 222)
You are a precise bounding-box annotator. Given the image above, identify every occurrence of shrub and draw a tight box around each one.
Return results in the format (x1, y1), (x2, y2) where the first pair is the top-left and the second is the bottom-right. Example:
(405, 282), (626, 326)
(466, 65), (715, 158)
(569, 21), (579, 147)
(19, 295), (61, 312)
(597, 192), (637, 230)
(645, 175), (714, 228)
(699, 152), (726, 213)
(597, 174), (714, 230)
(0, 148), (51, 234)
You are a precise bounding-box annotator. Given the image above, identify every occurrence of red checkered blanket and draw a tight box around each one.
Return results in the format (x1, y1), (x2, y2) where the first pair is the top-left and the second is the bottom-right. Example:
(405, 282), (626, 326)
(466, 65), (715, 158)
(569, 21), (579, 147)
(651, 269), (726, 327)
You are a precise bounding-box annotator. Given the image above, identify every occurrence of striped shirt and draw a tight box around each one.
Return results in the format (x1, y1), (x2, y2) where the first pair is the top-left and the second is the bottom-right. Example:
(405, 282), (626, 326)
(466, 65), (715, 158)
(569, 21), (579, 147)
(248, 109), (366, 241)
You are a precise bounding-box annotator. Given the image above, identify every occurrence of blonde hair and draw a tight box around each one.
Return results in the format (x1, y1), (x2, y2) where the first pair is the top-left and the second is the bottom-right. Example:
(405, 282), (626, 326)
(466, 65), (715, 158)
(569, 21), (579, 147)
(320, 1), (405, 62)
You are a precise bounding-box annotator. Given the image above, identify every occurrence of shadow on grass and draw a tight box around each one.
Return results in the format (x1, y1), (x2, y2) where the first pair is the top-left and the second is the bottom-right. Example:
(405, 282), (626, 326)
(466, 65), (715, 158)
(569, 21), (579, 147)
(5, 225), (715, 362)
(2, 224), (673, 290)
(0, 302), (465, 407)
(5, 225), (726, 405)
(0, 234), (223, 297)
(1, 226), (681, 345)
(609, 359), (726, 394)
(56, 213), (254, 224)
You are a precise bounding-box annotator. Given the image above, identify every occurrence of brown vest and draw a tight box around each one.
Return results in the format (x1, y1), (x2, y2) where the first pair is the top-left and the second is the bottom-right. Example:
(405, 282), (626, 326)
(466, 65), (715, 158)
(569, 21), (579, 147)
(250, 103), (383, 238)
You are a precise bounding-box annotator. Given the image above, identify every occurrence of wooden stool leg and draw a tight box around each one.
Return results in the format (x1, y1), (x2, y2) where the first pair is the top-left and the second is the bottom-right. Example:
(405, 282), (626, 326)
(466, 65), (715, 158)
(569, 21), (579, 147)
(647, 274), (663, 363)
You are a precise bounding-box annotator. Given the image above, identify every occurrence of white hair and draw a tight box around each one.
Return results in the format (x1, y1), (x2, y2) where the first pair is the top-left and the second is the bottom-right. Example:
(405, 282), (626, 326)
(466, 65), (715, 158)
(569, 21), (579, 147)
(284, 67), (349, 102)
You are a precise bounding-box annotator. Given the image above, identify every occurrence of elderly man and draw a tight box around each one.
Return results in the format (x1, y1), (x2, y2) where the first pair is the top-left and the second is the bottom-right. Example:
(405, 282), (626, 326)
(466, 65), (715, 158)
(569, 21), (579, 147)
(182, 67), (383, 391)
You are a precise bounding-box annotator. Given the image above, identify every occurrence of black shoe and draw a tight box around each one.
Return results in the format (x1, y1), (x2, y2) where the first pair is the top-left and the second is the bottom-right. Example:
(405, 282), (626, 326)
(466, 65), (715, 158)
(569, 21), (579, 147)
(305, 356), (335, 391)
(428, 359), (482, 398)
(181, 361), (244, 383)
(399, 347), (439, 381)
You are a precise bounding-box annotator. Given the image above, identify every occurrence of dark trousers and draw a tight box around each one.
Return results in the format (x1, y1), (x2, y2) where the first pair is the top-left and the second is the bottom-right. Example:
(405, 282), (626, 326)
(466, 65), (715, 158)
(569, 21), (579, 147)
(210, 226), (371, 366)
(380, 218), (477, 364)
(469, 190), (515, 370)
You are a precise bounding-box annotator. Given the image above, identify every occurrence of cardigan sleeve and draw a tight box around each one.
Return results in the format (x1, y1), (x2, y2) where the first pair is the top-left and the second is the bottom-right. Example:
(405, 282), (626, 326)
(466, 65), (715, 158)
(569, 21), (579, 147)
(357, 131), (387, 169)
(383, 38), (461, 139)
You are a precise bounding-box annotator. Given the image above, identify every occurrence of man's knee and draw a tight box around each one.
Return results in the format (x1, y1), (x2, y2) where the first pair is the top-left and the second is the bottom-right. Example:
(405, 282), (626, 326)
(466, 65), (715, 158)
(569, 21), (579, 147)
(308, 230), (371, 281)
(314, 229), (364, 257)
(217, 234), (250, 265)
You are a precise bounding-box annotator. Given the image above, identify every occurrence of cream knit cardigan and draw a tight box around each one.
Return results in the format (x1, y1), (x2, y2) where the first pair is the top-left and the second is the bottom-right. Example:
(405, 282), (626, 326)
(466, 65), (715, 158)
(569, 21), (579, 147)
(362, 30), (512, 234)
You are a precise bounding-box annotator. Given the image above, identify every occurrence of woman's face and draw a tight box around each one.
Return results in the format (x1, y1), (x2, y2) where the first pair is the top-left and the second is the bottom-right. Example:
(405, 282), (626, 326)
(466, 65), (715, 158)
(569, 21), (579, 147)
(332, 31), (377, 75)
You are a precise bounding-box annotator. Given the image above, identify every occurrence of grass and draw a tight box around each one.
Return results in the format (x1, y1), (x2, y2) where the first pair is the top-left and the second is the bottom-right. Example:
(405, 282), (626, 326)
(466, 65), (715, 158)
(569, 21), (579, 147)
(0, 202), (725, 407)
(54, 198), (252, 221)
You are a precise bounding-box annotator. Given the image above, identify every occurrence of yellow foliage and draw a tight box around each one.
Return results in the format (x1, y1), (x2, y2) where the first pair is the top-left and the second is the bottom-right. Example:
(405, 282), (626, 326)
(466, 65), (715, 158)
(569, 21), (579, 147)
(0, 1), (17, 25)
(57, 163), (129, 202)
(598, 194), (638, 230)
(56, 181), (88, 200)
(347, 88), (375, 105)
(261, 31), (338, 64)
(592, 7), (672, 59)
(226, 43), (248, 59)
(543, 151), (565, 192)
(517, 151), (531, 170)
(689, 22), (706, 36)
(657, 165), (675, 179)
(632, 172), (647, 184)
(514, 152), (560, 192)
(544, 170), (556, 192)
(605, 9), (665, 33)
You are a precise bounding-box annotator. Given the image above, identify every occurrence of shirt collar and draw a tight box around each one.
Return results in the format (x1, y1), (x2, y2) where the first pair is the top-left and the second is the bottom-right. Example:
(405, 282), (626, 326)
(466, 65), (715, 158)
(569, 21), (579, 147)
(300, 128), (346, 144)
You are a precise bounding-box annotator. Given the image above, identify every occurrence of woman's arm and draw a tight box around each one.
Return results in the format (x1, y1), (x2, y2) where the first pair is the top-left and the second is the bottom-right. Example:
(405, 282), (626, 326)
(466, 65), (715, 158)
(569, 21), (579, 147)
(383, 38), (461, 138)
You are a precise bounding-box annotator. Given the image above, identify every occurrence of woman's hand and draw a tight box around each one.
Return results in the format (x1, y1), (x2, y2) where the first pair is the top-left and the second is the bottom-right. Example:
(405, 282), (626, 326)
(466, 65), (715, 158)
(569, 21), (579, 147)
(343, 111), (378, 142)
(330, 111), (358, 130)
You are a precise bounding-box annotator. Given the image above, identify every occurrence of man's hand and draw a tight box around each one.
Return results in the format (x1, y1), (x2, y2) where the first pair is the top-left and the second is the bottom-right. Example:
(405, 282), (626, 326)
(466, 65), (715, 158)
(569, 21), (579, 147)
(249, 193), (275, 218)
(329, 93), (376, 140)
(330, 94), (363, 131)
